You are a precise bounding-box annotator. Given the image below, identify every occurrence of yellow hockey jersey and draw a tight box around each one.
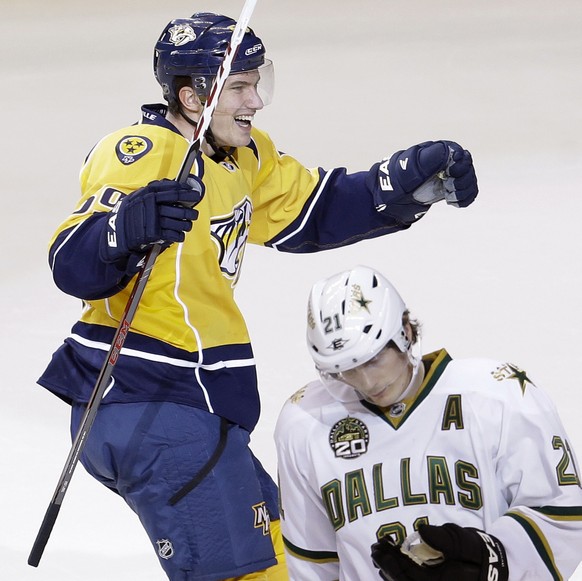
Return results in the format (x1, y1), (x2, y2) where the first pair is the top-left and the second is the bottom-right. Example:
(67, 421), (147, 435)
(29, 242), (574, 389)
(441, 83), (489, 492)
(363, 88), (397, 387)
(39, 104), (417, 430)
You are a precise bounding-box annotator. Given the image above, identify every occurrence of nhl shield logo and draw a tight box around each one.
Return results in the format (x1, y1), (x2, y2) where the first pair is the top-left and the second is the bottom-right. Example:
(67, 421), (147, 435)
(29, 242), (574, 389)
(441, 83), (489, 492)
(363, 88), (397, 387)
(115, 135), (153, 165)
(329, 417), (369, 459)
(156, 538), (174, 560)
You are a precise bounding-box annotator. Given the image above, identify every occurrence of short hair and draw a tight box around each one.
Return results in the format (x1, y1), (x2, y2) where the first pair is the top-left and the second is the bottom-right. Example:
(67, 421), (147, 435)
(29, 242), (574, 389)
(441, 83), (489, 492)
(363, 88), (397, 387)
(403, 310), (421, 346)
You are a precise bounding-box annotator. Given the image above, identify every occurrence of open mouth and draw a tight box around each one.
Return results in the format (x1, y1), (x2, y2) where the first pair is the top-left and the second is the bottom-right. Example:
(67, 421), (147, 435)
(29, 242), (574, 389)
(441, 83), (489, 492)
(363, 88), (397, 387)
(235, 114), (254, 128)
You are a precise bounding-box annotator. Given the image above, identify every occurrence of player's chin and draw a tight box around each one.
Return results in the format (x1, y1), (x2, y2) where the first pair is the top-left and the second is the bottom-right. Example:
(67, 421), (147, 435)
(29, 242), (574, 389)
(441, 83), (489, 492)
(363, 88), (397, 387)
(235, 119), (253, 134)
(228, 129), (253, 148)
(367, 386), (402, 407)
(364, 387), (391, 406)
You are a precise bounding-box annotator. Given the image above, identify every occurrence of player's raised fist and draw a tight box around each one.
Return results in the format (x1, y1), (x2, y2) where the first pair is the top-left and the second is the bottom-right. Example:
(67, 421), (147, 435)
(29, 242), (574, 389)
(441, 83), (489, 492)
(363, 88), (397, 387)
(369, 141), (478, 225)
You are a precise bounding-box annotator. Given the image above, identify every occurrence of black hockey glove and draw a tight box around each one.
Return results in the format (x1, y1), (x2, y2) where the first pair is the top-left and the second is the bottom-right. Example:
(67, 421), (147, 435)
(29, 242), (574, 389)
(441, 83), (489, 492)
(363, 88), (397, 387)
(369, 140), (478, 225)
(371, 523), (508, 581)
(100, 177), (204, 263)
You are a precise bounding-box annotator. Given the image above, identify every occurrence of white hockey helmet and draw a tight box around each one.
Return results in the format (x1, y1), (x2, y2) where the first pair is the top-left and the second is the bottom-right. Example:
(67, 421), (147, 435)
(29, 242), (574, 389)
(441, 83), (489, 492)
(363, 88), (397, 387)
(306, 266), (410, 373)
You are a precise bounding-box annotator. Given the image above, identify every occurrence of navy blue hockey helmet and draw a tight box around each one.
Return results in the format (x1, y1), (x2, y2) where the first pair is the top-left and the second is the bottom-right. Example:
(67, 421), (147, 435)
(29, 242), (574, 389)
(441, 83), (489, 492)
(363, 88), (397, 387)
(154, 12), (270, 103)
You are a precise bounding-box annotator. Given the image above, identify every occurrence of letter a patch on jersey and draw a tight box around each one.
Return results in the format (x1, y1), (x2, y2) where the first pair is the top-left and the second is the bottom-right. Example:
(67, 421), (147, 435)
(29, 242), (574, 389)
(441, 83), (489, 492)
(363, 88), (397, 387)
(115, 135), (153, 165)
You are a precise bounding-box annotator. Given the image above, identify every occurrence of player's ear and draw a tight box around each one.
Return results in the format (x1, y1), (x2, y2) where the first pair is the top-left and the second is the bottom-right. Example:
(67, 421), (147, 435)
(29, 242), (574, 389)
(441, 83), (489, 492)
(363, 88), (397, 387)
(178, 85), (203, 115)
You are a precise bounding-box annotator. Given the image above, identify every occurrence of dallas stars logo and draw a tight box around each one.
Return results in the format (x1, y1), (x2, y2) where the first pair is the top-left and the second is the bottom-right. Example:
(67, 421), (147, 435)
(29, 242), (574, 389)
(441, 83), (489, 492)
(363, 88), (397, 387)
(506, 363), (535, 394)
(354, 294), (372, 311)
(350, 283), (372, 313)
(492, 363), (536, 395)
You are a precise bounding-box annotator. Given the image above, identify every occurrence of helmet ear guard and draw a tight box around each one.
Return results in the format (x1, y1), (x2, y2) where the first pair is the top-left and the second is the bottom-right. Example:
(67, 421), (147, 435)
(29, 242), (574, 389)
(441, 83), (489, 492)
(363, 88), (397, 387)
(306, 266), (410, 374)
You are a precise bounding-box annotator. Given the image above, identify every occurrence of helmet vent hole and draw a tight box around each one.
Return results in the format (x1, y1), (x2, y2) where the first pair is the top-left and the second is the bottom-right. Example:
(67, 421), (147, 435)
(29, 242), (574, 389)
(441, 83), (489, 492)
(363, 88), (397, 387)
(363, 324), (372, 334)
(341, 300), (345, 314)
(312, 345), (319, 353)
(375, 330), (382, 340)
(372, 275), (379, 288)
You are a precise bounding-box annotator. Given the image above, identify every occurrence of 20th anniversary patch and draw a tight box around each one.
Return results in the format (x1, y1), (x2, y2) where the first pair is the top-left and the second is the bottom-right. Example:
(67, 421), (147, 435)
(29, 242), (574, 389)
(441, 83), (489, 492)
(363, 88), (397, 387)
(329, 417), (369, 459)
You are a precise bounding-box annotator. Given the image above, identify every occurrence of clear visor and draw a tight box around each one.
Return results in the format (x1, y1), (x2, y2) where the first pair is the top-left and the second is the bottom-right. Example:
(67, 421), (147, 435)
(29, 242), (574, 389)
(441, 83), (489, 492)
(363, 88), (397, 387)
(319, 341), (414, 406)
(193, 59), (275, 106)
(255, 59), (275, 106)
(334, 343), (403, 390)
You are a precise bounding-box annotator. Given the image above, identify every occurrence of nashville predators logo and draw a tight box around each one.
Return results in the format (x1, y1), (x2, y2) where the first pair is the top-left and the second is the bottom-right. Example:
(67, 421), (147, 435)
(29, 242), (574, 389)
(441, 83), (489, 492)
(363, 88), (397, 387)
(252, 501), (271, 536)
(115, 135), (153, 165)
(167, 23), (196, 46)
(210, 197), (253, 285)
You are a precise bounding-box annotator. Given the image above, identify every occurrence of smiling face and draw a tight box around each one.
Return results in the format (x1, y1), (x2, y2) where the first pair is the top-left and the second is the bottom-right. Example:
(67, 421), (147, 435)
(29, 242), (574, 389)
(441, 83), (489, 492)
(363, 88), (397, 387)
(335, 329), (413, 407)
(208, 70), (264, 148)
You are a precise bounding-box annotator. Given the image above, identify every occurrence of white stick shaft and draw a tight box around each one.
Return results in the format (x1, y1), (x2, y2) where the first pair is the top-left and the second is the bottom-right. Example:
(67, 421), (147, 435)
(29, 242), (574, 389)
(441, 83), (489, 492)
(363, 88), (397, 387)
(179, 0), (259, 178)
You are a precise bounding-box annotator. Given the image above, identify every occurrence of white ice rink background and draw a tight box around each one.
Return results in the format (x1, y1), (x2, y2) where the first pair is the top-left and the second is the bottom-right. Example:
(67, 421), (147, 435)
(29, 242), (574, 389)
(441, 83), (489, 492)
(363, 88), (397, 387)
(2, 0), (581, 578)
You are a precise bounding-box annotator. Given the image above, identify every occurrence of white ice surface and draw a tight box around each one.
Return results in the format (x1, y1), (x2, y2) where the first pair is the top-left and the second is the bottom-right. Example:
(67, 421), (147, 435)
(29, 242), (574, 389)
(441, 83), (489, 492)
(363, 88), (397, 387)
(2, 0), (581, 579)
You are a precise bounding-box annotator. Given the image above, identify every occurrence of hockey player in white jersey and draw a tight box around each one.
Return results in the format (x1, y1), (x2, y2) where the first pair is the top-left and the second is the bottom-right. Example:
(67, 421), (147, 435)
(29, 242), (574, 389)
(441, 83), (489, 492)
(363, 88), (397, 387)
(275, 265), (582, 580)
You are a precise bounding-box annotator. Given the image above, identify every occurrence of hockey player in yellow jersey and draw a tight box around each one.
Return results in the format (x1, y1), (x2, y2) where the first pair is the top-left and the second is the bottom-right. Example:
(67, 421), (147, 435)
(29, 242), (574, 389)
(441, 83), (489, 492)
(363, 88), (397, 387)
(38, 12), (479, 581)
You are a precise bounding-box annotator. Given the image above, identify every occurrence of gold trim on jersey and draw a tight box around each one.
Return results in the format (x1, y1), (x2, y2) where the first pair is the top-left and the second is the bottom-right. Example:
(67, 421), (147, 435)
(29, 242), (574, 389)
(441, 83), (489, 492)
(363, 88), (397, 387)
(506, 510), (562, 580)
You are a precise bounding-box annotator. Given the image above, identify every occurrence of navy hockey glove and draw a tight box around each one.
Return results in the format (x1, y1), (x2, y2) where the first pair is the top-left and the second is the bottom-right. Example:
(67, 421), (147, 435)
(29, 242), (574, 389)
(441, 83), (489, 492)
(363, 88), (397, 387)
(371, 523), (508, 581)
(369, 141), (478, 225)
(100, 177), (204, 263)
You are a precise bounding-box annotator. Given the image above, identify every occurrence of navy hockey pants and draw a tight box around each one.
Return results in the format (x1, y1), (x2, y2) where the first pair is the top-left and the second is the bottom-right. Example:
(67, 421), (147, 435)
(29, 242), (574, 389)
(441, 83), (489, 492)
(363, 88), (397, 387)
(71, 401), (279, 581)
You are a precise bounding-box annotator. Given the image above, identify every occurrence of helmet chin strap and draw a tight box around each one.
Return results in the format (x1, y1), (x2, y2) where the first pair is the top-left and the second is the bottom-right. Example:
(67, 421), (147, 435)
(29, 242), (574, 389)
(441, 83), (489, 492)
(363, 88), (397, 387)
(178, 107), (236, 163)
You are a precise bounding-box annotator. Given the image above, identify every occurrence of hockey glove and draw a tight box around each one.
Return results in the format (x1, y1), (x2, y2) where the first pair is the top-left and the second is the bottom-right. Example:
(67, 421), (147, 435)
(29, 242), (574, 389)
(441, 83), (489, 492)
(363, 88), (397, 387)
(369, 140), (478, 225)
(100, 177), (204, 263)
(371, 523), (508, 581)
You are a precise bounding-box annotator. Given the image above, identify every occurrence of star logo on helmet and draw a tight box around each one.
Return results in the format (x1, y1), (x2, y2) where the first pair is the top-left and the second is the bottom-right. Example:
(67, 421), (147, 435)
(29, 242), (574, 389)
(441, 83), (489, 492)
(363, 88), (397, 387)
(351, 292), (372, 313)
(349, 284), (372, 314)
(329, 338), (348, 351)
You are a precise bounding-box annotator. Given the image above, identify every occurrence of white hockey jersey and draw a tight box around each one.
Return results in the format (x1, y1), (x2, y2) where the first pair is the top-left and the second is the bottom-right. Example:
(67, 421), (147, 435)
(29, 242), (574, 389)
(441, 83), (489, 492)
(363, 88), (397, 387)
(275, 349), (582, 580)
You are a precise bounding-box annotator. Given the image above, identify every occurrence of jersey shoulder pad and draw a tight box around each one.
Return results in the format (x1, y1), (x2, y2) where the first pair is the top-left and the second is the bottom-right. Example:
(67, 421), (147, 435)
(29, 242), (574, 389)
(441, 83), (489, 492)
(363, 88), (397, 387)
(82, 124), (188, 186)
(276, 380), (331, 430)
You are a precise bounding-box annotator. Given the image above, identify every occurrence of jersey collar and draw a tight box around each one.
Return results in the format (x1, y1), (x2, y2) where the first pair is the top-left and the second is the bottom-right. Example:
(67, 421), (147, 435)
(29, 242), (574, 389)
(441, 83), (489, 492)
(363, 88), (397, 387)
(140, 103), (183, 135)
(361, 349), (452, 429)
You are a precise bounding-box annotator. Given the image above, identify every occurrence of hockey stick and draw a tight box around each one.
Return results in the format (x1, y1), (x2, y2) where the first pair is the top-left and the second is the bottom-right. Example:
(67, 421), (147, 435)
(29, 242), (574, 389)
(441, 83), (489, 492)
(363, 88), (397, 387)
(28, 0), (258, 567)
